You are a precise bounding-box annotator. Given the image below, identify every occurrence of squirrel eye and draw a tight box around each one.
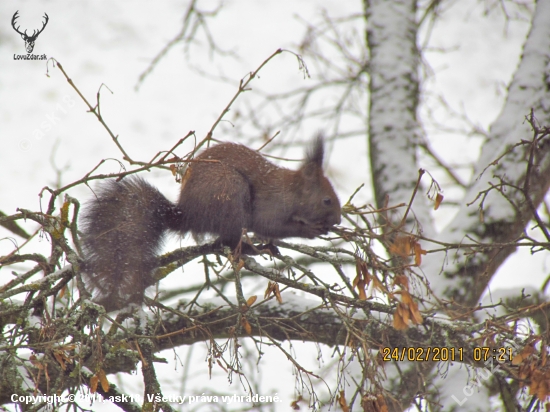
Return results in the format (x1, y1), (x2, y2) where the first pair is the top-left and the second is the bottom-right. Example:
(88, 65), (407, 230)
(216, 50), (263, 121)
(323, 197), (332, 206)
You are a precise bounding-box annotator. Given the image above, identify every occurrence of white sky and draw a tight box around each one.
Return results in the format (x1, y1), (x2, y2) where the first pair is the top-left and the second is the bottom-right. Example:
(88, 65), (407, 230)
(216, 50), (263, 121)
(0, 0), (542, 410)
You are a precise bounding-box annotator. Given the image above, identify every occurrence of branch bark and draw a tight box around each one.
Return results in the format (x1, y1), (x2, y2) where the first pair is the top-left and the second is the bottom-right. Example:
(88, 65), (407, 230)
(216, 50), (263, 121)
(428, 0), (550, 307)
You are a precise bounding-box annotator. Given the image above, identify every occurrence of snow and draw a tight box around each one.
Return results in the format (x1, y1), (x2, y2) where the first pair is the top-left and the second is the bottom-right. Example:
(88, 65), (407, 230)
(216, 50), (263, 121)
(422, 0), (550, 302)
(1, 0), (545, 411)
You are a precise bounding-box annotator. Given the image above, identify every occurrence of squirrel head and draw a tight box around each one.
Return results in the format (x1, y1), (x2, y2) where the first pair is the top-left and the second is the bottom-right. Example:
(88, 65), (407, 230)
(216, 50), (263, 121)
(291, 135), (341, 238)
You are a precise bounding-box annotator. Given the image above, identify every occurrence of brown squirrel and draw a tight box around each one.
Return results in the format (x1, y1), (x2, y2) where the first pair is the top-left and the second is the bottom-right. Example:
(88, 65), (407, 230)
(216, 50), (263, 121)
(81, 136), (340, 310)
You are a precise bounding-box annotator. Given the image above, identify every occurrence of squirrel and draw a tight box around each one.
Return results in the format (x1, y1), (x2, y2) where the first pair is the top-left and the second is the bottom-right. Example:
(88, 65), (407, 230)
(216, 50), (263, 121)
(81, 136), (341, 310)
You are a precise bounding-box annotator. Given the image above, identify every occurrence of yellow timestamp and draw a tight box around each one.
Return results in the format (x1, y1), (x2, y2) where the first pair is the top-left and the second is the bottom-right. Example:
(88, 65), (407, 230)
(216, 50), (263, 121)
(382, 347), (463, 362)
(382, 346), (515, 362)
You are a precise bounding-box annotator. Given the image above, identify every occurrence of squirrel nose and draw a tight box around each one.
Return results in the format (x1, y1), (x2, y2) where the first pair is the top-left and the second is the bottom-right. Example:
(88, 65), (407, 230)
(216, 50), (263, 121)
(328, 210), (341, 226)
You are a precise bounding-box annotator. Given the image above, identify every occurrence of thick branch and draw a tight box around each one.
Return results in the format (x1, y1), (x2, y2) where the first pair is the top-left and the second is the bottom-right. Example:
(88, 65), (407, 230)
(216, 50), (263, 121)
(366, 0), (433, 235)
(428, 0), (550, 306)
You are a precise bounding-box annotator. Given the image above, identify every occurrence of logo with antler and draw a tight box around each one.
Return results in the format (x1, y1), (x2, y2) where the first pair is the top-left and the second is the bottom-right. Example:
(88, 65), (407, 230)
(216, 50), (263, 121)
(11, 11), (49, 54)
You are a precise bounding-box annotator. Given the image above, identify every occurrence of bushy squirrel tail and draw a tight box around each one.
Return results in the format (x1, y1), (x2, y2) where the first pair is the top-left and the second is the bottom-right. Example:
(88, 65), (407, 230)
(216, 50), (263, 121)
(81, 176), (181, 311)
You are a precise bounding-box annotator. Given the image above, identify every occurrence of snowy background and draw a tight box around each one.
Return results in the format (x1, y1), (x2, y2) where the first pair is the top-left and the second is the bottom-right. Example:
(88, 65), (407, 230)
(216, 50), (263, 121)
(0, 0), (542, 410)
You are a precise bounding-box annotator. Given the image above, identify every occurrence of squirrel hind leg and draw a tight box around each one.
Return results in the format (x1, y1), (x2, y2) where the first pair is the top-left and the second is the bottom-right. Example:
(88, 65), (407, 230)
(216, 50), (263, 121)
(177, 162), (252, 246)
(81, 176), (174, 311)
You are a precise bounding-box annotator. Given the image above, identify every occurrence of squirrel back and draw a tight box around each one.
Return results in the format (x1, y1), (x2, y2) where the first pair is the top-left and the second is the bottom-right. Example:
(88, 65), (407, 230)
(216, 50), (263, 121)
(81, 137), (340, 310)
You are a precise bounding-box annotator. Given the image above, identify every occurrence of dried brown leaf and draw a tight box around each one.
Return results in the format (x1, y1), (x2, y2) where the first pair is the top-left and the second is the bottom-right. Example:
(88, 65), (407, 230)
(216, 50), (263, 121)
(413, 242), (427, 266)
(410, 300), (423, 325)
(90, 375), (99, 393)
(390, 236), (411, 258)
(434, 193), (444, 210)
(264, 282), (275, 299)
(394, 275), (409, 290)
(53, 351), (66, 370)
(58, 285), (67, 299)
(98, 369), (110, 392)
(393, 306), (408, 330)
(246, 295), (257, 307)
(242, 317), (252, 335)
(273, 283), (283, 303)
(338, 390), (350, 412)
(357, 279), (367, 300)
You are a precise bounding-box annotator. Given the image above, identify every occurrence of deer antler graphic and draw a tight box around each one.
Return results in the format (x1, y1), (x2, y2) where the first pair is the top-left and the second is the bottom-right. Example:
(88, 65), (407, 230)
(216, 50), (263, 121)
(12, 11), (49, 54)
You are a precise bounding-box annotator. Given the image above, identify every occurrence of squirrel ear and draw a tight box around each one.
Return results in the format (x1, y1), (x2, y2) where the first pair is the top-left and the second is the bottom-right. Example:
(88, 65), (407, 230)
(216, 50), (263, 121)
(308, 133), (325, 166)
(301, 134), (325, 178)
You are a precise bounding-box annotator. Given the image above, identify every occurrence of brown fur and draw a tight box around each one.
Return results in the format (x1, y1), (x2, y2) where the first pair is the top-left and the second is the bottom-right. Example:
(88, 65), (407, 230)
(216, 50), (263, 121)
(81, 137), (340, 310)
